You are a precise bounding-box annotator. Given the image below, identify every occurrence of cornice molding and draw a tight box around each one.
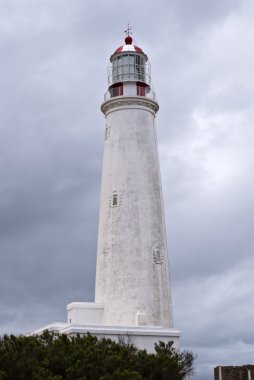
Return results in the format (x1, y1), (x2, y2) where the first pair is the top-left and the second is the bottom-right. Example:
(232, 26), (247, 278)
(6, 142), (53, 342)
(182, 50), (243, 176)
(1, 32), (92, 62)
(101, 96), (159, 116)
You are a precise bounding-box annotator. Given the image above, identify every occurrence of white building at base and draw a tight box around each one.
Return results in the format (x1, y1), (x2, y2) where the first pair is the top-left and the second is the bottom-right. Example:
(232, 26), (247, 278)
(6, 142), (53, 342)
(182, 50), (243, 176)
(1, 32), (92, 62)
(33, 34), (180, 351)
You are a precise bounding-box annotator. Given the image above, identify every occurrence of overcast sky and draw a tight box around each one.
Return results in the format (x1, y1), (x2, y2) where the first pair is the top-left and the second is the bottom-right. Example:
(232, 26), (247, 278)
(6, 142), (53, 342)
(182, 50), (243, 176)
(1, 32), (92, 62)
(0, 0), (253, 379)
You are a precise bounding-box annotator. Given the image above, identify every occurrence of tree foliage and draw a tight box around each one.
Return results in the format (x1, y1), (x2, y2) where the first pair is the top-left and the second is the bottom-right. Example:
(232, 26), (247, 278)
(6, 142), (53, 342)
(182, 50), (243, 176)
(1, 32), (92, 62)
(0, 331), (195, 380)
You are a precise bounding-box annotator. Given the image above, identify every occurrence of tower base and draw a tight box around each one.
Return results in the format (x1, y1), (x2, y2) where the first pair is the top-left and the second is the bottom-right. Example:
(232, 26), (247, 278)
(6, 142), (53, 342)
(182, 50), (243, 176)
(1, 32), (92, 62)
(32, 323), (180, 353)
(32, 302), (180, 353)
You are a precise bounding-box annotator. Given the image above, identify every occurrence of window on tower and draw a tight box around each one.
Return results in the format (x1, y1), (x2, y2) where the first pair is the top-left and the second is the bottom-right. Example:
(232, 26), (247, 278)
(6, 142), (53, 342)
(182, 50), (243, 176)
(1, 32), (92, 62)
(109, 191), (122, 208)
(137, 81), (146, 96)
(135, 55), (145, 81)
(105, 124), (111, 140)
(112, 193), (118, 206)
(152, 243), (164, 264)
(109, 82), (123, 98)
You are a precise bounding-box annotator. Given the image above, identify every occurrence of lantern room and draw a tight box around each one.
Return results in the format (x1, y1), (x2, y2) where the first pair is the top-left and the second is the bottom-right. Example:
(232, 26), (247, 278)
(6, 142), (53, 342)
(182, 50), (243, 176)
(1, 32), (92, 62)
(104, 36), (156, 101)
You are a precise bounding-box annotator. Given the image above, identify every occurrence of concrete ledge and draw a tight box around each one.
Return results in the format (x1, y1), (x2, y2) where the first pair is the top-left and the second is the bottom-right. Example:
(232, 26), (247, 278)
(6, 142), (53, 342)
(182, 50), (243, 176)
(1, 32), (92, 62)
(31, 323), (68, 335)
(67, 302), (104, 310)
(32, 323), (180, 353)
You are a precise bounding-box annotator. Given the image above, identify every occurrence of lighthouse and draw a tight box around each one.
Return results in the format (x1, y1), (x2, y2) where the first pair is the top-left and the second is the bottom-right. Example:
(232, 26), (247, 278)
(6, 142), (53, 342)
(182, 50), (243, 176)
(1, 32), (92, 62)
(33, 32), (180, 351)
(95, 34), (173, 329)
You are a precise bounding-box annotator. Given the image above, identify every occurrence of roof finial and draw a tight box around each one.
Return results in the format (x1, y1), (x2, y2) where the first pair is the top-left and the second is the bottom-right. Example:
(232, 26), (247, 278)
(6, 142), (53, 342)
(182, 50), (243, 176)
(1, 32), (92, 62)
(124, 23), (132, 37)
(124, 23), (133, 45)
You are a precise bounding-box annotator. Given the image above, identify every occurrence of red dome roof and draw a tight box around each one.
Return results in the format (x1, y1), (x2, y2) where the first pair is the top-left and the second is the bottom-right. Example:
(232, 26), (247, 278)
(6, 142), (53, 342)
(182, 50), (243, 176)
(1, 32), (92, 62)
(111, 37), (147, 59)
(114, 45), (144, 54)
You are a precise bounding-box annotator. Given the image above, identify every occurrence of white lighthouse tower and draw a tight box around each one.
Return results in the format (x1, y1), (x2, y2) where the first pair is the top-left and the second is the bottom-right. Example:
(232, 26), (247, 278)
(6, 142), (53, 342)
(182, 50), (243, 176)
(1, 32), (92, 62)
(95, 33), (173, 329)
(33, 32), (180, 351)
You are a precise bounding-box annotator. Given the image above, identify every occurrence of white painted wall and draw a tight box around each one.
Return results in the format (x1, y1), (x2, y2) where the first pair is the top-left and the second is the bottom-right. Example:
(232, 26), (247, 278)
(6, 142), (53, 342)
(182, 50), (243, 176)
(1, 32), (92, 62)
(95, 96), (174, 328)
(67, 302), (104, 325)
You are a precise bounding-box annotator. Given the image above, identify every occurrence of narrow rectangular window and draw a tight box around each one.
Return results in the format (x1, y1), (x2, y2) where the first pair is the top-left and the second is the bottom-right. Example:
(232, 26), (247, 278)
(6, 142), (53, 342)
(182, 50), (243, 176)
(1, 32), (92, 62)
(137, 86), (146, 96)
(112, 194), (118, 206)
(110, 83), (123, 97)
(137, 82), (146, 96)
(115, 85), (123, 96)
(105, 124), (110, 140)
